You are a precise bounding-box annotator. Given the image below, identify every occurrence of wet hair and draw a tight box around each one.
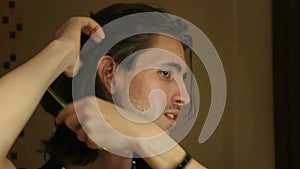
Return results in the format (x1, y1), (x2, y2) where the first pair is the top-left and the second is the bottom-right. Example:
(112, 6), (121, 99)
(41, 3), (190, 166)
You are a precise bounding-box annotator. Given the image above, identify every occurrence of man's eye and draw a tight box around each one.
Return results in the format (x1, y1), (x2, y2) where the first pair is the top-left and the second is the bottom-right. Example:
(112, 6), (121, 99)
(159, 70), (172, 78)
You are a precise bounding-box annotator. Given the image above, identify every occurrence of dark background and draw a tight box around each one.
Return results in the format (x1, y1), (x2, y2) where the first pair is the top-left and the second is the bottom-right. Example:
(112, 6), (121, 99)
(273, 0), (300, 168)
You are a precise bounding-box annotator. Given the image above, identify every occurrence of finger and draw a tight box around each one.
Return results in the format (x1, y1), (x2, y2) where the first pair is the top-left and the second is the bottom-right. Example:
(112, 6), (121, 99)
(77, 127), (87, 142)
(75, 123), (99, 149)
(56, 17), (104, 41)
(64, 113), (81, 132)
(79, 17), (105, 40)
(56, 103), (74, 124)
(90, 28), (105, 43)
(86, 136), (100, 150)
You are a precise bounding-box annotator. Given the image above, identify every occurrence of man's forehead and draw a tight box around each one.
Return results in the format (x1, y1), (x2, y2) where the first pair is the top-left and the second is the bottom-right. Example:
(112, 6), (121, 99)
(132, 48), (187, 71)
(153, 35), (185, 60)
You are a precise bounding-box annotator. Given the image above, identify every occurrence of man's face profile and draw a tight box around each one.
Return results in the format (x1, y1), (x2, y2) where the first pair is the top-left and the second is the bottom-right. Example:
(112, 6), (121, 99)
(72, 11), (225, 155)
(111, 35), (191, 131)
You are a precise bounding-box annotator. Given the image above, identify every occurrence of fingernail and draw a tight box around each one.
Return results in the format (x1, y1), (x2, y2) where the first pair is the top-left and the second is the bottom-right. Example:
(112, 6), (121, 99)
(97, 28), (105, 39)
(91, 28), (105, 43)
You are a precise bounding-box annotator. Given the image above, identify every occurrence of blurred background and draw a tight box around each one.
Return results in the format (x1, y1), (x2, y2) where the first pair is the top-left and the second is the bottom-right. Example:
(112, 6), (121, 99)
(0, 0), (298, 168)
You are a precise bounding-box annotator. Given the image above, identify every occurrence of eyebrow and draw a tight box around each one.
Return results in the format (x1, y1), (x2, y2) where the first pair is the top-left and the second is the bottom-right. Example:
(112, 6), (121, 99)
(162, 62), (183, 72)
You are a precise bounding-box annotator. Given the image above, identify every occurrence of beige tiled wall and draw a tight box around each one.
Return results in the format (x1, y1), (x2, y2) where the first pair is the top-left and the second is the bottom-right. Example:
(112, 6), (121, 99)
(2, 0), (274, 168)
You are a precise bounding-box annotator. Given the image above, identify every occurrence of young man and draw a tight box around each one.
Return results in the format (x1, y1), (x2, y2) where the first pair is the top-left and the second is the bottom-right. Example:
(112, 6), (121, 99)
(0, 3), (206, 169)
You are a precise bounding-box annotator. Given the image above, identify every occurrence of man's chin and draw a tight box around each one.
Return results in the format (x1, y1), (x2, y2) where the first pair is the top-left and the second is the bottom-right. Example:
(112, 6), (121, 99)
(155, 123), (173, 133)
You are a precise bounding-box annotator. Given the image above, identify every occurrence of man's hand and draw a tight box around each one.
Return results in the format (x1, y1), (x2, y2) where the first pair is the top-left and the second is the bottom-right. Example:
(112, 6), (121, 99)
(54, 17), (105, 77)
(55, 96), (171, 157)
(56, 96), (136, 156)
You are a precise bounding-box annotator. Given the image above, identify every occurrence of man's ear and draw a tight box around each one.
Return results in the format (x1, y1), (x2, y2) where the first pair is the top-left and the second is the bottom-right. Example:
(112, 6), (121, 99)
(97, 55), (117, 93)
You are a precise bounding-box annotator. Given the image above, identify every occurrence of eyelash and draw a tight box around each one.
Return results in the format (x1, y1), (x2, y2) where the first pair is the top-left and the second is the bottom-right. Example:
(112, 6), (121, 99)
(159, 70), (172, 79)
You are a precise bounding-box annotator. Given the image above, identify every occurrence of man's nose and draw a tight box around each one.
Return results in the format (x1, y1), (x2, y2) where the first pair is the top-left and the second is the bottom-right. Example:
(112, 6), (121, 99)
(172, 80), (190, 106)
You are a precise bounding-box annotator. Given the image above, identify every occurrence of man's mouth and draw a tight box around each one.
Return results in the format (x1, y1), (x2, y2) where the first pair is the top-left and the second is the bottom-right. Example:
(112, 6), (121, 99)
(163, 111), (179, 122)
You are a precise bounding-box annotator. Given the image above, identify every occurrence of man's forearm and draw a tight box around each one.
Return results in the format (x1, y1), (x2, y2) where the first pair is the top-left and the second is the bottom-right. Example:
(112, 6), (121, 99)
(0, 158), (16, 169)
(132, 125), (207, 169)
(0, 40), (71, 159)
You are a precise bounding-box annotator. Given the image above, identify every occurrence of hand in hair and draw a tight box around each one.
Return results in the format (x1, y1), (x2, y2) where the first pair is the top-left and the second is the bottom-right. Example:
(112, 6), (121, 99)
(55, 96), (144, 155)
(55, 17), (105, 77)
(0, 17), (104, 168)
(55, 96), (207, 169)
(56, 96), (171, 157)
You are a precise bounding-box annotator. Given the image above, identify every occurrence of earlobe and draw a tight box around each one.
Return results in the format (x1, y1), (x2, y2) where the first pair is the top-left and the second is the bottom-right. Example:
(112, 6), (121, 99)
(97, 55), (117, 93)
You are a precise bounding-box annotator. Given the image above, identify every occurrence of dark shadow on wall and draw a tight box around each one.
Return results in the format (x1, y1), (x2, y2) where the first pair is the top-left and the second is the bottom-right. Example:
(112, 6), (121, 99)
(273, 0), (300, 168)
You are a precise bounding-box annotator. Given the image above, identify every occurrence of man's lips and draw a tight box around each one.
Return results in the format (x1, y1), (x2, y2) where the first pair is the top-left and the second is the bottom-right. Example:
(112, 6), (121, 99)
(163, 110), (179, 122)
